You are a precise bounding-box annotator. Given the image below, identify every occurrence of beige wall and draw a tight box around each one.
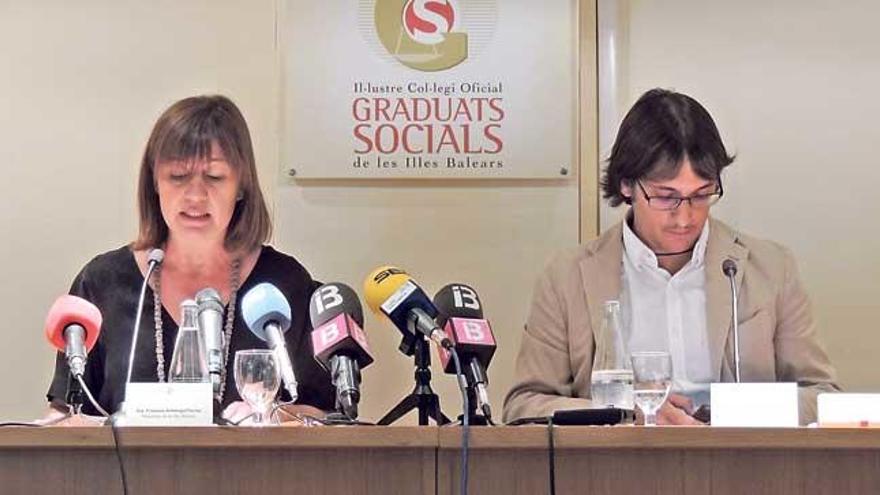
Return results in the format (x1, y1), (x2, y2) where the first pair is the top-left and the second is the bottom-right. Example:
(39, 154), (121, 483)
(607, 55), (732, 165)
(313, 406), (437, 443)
(601, 0), (880, 391)
(0, 1), (587, 420)
(7, 0), (870, 423)
(1, 0), (286, 418)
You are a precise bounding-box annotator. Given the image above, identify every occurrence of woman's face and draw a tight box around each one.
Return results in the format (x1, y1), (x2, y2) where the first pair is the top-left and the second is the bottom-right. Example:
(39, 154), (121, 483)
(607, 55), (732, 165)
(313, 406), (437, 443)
(155, 141), (240, 245)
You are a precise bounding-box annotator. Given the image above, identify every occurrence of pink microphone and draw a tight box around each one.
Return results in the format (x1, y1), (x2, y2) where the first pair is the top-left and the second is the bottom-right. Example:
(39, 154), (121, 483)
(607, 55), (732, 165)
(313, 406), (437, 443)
(44, 295), (102, 377)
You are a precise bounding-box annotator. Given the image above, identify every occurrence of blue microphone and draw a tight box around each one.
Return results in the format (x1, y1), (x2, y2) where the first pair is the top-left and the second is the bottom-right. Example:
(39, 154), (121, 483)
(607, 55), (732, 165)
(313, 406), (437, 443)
(241, 283), (298, 402)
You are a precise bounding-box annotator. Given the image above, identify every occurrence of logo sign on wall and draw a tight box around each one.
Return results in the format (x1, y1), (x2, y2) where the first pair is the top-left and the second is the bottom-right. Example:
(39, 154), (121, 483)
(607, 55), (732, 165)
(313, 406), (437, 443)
(375, 0), (469, 72)
(283, 0), (577, 179)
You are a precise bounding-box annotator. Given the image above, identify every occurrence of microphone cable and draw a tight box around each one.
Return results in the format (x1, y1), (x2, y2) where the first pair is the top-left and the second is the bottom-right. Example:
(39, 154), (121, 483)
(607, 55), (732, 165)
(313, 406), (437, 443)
(449, 347), (470, 495)
(76, 375), (109, 417)
(547, 416), (556, 495)
(482, 403), (496, 425)
(109, 415), (130, 495)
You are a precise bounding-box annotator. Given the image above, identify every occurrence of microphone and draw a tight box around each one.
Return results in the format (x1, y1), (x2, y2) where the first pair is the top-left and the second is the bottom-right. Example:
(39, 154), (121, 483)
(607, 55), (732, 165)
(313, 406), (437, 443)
(195, 287), (225, 399)
(241, 283), (299, 403)
(124, 248), (164, 392)
(722, 259), (742, 383)
(44, 295), (103, 378)
(309, 282), (374, 419)
(363, 266), (452, 353)
(434, 283), (497, 421)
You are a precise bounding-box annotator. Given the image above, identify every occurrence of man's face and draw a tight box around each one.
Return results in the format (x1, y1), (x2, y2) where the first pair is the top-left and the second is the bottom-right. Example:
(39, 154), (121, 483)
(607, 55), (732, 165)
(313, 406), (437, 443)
(621, 160), (719, 255)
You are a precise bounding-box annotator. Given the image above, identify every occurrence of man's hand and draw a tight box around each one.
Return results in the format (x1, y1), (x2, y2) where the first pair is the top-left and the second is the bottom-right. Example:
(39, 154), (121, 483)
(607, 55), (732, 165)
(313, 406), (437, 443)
(636, 393), (704, 426)
(657, 393), (704, 425)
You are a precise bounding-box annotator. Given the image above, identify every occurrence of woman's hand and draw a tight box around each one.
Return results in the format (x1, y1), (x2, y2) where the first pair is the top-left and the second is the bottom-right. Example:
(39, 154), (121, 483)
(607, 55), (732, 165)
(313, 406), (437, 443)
(37, 405), (104, 427)
(221, 401), (327, 426)
(221, 401), (257, 424)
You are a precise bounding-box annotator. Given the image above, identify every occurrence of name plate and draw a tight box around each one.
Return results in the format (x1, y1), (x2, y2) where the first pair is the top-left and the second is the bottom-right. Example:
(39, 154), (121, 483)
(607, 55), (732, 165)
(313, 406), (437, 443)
(818, 393), (880, 427)
(710, 382), (799, 427)
(117, 382), (214, 426)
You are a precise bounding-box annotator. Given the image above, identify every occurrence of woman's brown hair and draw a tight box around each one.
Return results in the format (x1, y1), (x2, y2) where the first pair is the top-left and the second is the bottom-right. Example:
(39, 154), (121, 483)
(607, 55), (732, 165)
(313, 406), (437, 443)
(133, 95), (271, 252)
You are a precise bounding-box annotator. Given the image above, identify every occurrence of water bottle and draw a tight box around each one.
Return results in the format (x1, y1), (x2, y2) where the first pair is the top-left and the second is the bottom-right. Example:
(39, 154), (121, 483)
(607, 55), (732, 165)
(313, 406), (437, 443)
(168, 299), (210, 383)
(590, 300), (634, 409)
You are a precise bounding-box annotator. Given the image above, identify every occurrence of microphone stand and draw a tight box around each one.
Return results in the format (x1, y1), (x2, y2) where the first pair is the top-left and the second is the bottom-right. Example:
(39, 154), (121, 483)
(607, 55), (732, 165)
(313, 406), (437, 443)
(378, 334), (450, 426)
(458, 386), (489, 426)
(724, 263), (742, 383)
(65, 372), (84, 416)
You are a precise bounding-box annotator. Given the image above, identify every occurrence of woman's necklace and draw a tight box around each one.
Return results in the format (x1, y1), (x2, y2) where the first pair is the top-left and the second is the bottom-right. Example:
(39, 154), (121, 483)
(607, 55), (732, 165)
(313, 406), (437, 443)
(151, 256), (241, 402)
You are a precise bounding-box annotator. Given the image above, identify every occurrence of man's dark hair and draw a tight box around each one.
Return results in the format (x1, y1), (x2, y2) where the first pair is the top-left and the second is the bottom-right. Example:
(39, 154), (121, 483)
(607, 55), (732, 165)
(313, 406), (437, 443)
(601, 88), (735, 206)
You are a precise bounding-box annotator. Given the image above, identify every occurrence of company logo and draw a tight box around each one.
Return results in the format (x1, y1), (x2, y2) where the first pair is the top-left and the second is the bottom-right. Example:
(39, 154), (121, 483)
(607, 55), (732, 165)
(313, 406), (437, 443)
(375, 0), (468, 72)
(402, 0), (457, 45)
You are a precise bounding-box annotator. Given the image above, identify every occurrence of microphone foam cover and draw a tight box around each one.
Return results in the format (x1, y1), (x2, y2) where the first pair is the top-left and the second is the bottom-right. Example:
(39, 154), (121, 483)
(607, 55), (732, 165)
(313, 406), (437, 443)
(241, 283), (292, 341)
(433, 283), (484, 327)
(44, 295), (102, 353)
(722, 259), (738, 277)
(363, 266), (411, 316)
(309, 282), (365, 329)
(148, 248), (165, 265)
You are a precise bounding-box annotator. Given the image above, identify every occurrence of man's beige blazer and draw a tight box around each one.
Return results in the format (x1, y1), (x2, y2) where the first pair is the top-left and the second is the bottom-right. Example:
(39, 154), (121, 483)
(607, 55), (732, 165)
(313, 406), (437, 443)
(503, 218), (839, 425)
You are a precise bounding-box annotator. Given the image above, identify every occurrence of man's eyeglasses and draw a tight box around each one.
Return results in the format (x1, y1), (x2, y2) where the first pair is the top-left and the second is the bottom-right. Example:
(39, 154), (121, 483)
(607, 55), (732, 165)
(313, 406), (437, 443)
(636, 180), (723, 211)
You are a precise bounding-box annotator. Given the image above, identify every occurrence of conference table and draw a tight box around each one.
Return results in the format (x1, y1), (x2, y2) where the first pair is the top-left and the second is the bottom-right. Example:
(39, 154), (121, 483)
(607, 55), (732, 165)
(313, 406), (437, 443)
(1, 425), (878, 494)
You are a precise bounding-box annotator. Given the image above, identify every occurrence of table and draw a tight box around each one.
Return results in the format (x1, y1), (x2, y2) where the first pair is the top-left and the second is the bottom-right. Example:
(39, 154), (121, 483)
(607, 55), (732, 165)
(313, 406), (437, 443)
(2, 425), (878, 494)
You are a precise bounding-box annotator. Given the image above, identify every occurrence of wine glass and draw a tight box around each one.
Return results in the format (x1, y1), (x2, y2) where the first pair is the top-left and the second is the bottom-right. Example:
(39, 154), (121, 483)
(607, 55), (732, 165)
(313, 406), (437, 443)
(233, 349), (281, 426)
(630, 351), (672, 427)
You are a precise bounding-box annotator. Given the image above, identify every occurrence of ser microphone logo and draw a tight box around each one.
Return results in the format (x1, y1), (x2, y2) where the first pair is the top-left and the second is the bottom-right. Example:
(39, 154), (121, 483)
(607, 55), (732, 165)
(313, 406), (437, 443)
(374, 0), (468, 72)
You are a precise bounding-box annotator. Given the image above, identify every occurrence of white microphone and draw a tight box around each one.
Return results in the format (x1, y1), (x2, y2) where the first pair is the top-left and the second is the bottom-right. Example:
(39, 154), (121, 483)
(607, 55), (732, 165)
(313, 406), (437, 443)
(196, 287), (225, 399)
(124, 248), (164, 395)
(722, 259), (741, 383)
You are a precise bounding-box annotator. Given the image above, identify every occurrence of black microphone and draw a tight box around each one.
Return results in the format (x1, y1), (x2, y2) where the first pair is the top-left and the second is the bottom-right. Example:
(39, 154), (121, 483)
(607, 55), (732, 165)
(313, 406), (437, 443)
(195, 287), (225, 399)
(309, 283), (374, 419)
(722, 259), (742, 383)
(124, 248), (164, 395)
(434, 283), (497, 422)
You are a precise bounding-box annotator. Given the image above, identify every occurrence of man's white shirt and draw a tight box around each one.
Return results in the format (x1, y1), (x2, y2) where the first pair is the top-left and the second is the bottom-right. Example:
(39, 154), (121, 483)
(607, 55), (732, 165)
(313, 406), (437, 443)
(619, 219), (717, 405)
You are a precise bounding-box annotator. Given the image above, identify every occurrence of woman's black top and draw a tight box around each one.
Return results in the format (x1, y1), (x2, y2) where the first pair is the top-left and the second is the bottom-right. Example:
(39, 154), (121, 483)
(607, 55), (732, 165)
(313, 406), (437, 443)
(46, 245), (334, 415)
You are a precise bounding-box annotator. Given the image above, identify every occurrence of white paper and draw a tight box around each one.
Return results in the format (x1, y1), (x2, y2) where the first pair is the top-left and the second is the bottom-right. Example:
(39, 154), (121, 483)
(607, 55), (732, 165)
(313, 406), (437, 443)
(818, 393), (880, 426)
(118, 382), (214, 426)
(710, 382), (799, 427)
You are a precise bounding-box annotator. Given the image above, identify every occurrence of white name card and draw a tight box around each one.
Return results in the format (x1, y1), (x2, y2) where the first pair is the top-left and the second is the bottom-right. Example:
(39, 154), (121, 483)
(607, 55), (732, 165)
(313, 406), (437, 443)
(710, 382), (799, 427)
(818, 393), (880, 427)
(117, 382), (214, 426)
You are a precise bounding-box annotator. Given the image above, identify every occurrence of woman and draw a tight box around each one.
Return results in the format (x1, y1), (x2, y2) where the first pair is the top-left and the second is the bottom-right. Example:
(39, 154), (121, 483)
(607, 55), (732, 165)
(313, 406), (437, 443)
(45, 95), (333, 422)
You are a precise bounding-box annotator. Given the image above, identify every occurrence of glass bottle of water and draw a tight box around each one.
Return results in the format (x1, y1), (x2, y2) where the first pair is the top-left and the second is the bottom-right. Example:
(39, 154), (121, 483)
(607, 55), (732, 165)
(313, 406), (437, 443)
(590, 300), (634, 409)
(168, 299), (210, 383)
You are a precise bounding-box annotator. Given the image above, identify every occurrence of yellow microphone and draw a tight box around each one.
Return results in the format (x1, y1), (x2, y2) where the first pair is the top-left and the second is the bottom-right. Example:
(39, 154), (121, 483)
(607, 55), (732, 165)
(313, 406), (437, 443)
(363, 266), (452, 353)
(363, 266), (411, 318)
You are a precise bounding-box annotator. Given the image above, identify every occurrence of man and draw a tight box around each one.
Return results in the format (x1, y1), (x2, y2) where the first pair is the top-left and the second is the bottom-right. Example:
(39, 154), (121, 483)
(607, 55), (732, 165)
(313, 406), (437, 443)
(503, 88), (838, 425)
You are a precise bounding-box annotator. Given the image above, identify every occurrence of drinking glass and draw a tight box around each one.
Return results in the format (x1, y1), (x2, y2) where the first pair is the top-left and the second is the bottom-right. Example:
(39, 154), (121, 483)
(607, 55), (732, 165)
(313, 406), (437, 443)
(233, 349), (280, 426)
(630, 351), (672, 427)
